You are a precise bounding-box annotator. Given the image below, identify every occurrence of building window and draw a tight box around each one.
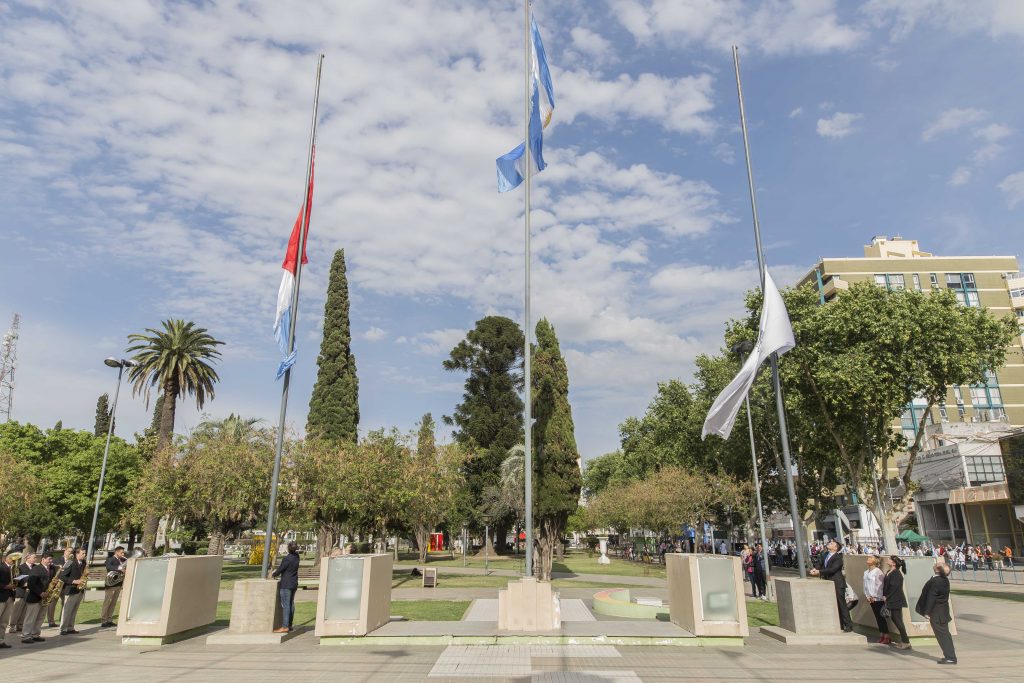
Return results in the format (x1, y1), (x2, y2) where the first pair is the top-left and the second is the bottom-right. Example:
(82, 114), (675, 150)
(1010, 287), (1024, 298)
(946, 272), (980, 307)
(929, 273), (939, 289)
(969, 371), (1006, 422)
(912, 273), (921, 291)
(938, 403), (948, 421)
(874, 273), (906, 291)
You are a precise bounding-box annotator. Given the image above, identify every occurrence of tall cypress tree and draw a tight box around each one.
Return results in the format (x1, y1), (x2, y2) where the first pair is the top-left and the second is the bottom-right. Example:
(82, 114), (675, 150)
(307, 249), (359, 442)
(532, 318), (581, 580)
(94, 393), (112, 437)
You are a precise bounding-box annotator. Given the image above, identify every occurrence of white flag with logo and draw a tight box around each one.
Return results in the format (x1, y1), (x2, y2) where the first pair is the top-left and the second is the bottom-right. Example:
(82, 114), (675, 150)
(702, 270), (796, 440)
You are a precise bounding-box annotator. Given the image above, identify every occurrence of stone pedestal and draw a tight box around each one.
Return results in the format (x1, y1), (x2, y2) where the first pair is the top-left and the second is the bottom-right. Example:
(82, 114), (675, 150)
(760, 577), (864, 645)
(497, 578), (560, 631)
(207, 578), (300, 645)
(117, 555), (222, 646)
(666, 554), (748, 638)
(840, 554), (956, 641)
(315, 554), (392, 640)
(597, 537), (610, 565)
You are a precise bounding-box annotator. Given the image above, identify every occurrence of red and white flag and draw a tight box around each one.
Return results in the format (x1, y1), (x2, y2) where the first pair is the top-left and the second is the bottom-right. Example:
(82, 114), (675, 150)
(274, 148), (315, 379)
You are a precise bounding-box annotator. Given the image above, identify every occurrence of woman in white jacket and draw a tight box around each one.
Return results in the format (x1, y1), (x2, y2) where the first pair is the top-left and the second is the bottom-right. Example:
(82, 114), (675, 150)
(863, 555), (888, 644)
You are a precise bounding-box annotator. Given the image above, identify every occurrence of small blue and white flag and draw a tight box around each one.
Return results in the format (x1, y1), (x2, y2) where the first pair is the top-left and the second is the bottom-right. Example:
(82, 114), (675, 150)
(496, 16), (555, 193)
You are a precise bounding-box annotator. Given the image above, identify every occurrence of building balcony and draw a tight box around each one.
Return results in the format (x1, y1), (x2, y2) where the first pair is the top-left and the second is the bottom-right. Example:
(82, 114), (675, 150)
(821, 275), (849, 300)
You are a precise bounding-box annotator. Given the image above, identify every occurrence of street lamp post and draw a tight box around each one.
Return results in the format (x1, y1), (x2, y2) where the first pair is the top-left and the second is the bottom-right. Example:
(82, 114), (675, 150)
(482, 513), (492, 575)
(86, 358), (135, 567)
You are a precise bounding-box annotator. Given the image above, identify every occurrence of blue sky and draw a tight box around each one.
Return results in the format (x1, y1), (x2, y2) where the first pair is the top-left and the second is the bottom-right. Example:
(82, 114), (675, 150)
(2, 0), (1023, 461)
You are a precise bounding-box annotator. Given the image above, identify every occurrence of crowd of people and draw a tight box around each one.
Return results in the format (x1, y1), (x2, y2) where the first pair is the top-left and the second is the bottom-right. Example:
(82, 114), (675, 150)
(0, 546), (129, 647)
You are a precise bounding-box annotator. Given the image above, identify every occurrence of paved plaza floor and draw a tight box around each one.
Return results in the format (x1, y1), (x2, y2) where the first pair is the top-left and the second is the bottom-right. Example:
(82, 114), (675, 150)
(3, 591), (1021, 681)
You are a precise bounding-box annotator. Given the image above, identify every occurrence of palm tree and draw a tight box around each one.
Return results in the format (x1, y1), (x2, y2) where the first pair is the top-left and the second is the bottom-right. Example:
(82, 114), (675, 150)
(126, 319), (224, 553)
(193, 414), (264, 443)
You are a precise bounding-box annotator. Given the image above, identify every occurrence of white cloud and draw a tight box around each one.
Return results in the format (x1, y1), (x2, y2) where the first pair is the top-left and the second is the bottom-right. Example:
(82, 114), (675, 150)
(816, 112), (863, 139)
(611, 0), (864, 55)
(789, 106), (804, 118)
(998, 172), (1024, 208)
(570, 27), (614, 60)
(863, 0), (1024, 41)
(397, 328), (467, 356)
(948, 166), (971, 186)
(921, 108), (988, 141)
(363, 326), (387, 341)
(712, 143), (735, 164)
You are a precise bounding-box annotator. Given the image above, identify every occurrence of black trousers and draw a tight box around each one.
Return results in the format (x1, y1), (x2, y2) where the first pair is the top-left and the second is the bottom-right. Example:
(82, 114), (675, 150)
(887, 607), (909, 644)
(931, 617), (956, 661)
(869, 601), (888, 635)
(753, 570), (766, 598)
(831, 580), (852, 629)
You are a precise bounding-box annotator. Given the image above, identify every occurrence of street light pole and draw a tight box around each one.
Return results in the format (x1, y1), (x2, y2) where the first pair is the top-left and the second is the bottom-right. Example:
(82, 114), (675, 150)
(86, 358), (135, 566)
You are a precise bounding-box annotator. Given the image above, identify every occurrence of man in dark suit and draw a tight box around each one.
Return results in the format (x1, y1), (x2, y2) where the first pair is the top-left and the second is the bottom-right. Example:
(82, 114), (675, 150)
(809, 539), (853, 631)
(271, 542), (300, 633)
(0, 553), (17, 648)
(41, 554), (60, 627)
(58, 547), (88, 635)
(8, 553), (29, 634)
(19, 553), (48, 643)
(101, 547), (128, 628)
(917, 562), (956, 664)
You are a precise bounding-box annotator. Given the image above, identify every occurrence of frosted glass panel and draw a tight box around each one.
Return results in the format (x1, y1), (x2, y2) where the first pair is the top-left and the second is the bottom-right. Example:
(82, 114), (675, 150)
(127, 558), (170, 623)
(697, 556), (738, 622)
(325, 557), (364, 621)
(904, 558), (935, 624)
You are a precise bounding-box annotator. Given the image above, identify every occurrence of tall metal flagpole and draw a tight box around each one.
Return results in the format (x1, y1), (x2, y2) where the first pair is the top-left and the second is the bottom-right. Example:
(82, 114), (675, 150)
(262, 53), (325, 579)
(742, 384), (773, 599)
(732, 46), (808, 578)
(523, 0), (534, 579)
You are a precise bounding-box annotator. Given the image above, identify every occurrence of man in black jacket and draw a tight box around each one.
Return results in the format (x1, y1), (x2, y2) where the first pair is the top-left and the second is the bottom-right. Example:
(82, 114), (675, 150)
(59, 547), (88, 635)
(7, 553), (28, 634)
(809, 539), (853, 631)
(271, 542), (300, 633)
(19, 553), (48, 643)
(917, 562), (956, 664)
(101, 547), (128, 628)
(0, 553), (16, 648)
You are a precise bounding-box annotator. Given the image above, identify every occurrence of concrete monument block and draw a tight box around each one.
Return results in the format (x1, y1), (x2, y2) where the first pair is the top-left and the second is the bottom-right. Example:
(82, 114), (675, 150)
(315, 553), (392, 640)
(842, 554), (956, 640)
(760, 577), (863, 645)
(497, 577), (561, 631)
(206, 578), (301, 645)
(117, 555), (223, 645)
(666, 554), (748, 638)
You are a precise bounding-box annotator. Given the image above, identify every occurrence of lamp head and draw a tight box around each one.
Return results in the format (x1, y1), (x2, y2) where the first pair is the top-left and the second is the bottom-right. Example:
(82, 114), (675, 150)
(730, 340), (755, 356)
(104, 357), (122, 368)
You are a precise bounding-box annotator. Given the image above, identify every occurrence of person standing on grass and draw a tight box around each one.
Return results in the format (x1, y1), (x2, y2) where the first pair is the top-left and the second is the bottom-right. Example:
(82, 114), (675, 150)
(863, 555), (888, 644)
(918, 562), (957, 665)
(271, 542), (300, 634)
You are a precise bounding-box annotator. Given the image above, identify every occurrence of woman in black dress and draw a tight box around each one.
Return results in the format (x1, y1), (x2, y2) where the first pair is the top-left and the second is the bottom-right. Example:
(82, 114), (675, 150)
(883, 555), (911, 650)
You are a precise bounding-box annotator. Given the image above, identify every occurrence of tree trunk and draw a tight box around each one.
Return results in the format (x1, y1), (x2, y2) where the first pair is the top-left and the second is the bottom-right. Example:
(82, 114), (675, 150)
(415, 525), (431, 563)
(536, 517), (564, 581)
(313, 524), (336, 568)
(142, 383), (178, 555)
(208, 530), (226, 556)
(492, 522), (508, 555)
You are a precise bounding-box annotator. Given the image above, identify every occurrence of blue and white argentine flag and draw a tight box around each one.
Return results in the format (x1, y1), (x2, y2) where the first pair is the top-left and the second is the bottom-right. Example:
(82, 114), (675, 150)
(496, 16), (555, 193)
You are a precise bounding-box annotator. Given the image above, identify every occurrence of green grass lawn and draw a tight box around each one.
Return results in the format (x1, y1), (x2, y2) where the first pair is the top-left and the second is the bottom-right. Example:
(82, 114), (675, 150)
(952, 589), (1024, 603)
(66, 598), (469, 628)
(744, 598), (779, 628)
(551, 554), (666, 579)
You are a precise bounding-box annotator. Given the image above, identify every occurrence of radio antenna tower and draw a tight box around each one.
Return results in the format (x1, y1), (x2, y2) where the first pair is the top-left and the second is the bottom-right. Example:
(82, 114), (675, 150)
(0, 314), (20, 422)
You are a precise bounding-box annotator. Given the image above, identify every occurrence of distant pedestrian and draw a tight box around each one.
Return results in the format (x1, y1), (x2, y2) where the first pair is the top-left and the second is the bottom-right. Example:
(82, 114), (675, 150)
(882, 556), (910, 650)
(863, 555), (888, 644)
(752, 543), (767, 600)
(718, 540), (728, 555)
(809, 540), (853, 632)
(918, 562), (956, 664)
(271, 542), (300, 633)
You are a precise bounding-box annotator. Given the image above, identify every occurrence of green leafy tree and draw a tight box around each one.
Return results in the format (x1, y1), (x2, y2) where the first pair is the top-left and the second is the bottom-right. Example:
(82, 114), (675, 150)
(404, 415), (468, 562)
(531, 319), (581, 579)
(126, 319), (224, 554)
(288, 438), (353, 565)
(177, 417), (274, 555)
(580, 451), (629, 497)
(94, 393), (113, 437)
(443, 316), (525, 551)
(307, 248), (359, 443)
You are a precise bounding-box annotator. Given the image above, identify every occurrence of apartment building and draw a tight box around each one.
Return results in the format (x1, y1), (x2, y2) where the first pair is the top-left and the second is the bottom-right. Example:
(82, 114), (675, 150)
(798, 236), (1024, 432)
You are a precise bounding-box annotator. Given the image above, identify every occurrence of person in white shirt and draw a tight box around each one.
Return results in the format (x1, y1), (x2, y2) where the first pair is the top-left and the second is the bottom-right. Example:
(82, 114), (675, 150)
(863, 555), (888, 644)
